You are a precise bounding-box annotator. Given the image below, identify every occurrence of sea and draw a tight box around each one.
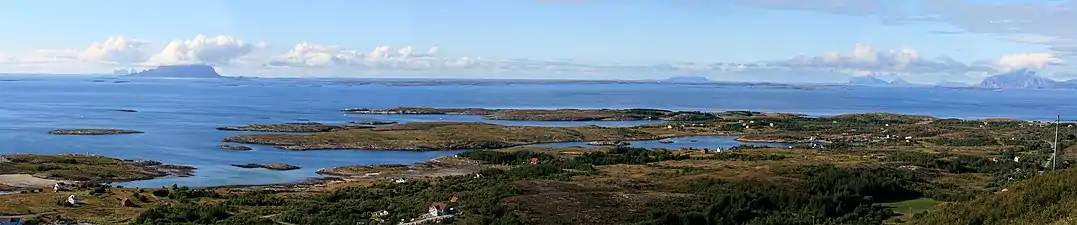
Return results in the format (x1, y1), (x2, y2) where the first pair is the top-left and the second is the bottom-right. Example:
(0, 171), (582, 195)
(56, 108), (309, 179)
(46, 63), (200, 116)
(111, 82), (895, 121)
(2, 76), (1077, 188)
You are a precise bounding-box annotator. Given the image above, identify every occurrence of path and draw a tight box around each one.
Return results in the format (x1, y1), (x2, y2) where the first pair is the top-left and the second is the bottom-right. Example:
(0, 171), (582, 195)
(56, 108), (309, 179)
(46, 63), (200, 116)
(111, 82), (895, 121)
(399, 215), (455, 225)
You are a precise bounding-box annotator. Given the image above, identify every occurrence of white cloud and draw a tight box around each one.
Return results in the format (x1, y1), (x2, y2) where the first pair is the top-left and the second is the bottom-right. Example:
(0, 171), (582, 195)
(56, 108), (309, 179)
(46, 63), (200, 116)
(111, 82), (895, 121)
(996, 53), (1063, 71)
(148, 34), (258, 65)
(1006, 36), (1064, 45)
(772, 43), (989, 75)
(81, 36), (151, 64)
(266, 43), (443, 70)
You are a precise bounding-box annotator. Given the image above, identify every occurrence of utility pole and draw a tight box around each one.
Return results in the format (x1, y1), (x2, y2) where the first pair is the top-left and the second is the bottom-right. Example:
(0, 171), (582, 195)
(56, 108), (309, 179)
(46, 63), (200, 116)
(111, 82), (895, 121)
(1054, 115), (1060, 171)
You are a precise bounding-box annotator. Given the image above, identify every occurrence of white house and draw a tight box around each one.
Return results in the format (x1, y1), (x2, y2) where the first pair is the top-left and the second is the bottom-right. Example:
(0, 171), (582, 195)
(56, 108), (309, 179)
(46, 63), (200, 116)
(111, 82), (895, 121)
(429, 202), (449, 217)
(0, 216), (23, 225)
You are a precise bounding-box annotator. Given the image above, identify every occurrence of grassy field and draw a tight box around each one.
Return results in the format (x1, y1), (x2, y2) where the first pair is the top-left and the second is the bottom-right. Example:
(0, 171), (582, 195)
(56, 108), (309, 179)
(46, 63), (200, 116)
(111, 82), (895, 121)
(880, 198), (943, 222)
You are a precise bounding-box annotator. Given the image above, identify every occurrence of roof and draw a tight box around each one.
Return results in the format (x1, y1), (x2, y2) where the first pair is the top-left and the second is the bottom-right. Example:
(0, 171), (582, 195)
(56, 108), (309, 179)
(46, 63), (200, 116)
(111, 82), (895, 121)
(430, 202), (448, 210)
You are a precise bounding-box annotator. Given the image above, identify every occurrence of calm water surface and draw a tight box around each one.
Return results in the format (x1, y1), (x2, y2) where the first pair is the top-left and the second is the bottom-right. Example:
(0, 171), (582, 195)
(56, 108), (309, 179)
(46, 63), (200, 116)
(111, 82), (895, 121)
(2, 77), (1075, 187)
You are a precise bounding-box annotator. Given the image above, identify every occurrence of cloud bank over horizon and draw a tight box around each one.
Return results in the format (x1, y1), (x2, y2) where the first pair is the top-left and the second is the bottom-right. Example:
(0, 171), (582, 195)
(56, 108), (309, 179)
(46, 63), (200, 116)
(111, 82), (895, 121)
(1, 0), (1075, 84)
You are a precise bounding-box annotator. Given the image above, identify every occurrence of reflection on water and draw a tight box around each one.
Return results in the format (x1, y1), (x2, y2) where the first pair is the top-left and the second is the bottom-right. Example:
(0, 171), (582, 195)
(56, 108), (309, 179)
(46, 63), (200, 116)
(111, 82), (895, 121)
(523, 136), (793, 149)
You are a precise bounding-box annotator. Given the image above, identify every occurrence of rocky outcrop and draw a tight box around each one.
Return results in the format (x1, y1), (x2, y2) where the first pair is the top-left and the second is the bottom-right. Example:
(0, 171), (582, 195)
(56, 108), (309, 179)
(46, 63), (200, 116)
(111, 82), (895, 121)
(342, 107), (495, 115)
(216, 123), (371, 132)
(231, 163), (301, 171)
(47, 129), (144, 135)
(587, 141), (631, 146)
(217, 145), (253, 151)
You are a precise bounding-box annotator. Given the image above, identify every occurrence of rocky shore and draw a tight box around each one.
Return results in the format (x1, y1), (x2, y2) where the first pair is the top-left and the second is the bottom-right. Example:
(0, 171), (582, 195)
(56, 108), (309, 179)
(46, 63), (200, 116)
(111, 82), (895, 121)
(47, 129), (144, 135)
(231, 163), (301, 171)
(217, 145), (253, 151)
(341, 107), (494, 115)
(0, 154), (194, 187)
(341, 107), (718, 121)
(216, 122), (372, 132)
(348, 120), (398, 125)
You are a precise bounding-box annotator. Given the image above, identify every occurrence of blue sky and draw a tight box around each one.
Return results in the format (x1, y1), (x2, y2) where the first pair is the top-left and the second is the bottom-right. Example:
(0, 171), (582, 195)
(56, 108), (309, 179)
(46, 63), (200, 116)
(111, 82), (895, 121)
(0, 0), (1073, 83)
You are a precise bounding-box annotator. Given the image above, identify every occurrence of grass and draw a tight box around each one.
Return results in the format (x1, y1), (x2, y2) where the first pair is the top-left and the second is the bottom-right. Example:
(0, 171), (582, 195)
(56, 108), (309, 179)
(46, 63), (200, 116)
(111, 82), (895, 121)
(880, 198), (943, 221)
(0, 154), (191, 183)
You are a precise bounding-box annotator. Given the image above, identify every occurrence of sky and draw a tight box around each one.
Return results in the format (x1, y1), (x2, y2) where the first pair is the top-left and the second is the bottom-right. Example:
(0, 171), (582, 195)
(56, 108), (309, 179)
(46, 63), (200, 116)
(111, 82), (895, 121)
(0, 0), (1074, 83)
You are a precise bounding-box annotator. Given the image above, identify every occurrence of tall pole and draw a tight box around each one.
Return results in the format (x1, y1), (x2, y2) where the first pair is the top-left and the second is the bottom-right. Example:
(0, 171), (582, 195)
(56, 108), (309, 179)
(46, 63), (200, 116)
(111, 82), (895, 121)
(1054, 115), (1060, 171)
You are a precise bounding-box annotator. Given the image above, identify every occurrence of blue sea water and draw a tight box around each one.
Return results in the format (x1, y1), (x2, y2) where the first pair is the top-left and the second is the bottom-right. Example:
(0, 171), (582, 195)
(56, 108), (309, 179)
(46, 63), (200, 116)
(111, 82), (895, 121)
(2, 76), (1076, 187)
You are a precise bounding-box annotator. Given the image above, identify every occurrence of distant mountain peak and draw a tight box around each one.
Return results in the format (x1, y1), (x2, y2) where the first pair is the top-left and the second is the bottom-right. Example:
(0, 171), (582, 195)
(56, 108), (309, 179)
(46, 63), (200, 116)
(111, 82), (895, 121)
(847, 76), (891, 86)
(127, 65), (222, 78)
(976, 69), (1057, 89)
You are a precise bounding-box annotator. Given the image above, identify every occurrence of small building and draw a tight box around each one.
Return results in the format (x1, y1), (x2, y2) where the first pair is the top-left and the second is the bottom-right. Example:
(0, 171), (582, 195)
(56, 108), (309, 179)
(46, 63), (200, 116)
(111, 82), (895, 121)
(0, 215), (23, 225)
(394, 178), (408, 183)
(429, 202), (449, 217)
(67, 195), (80, 205)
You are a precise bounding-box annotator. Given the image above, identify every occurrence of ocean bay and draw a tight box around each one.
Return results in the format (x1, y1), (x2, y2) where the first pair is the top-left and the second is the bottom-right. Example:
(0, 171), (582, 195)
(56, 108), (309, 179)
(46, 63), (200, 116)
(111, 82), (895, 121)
(3, 76), (1077, 187)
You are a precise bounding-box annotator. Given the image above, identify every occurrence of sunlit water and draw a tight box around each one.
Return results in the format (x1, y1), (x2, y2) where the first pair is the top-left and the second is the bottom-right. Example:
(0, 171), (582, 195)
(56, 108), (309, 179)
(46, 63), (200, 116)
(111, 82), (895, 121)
(2, 76), (1076, 187)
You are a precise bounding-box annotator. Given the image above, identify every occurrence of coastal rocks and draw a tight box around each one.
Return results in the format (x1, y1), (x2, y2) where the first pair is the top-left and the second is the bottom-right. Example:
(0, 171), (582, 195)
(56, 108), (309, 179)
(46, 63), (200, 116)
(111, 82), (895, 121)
(217, 145), (253, 151)
(341, 107), (494, 115)
(231, 163), (301, 171)
(216, 123), (371, 132)
(348, 120), (398, 125)
(587, 141), (631, 146)
(47, 129), (144, 135)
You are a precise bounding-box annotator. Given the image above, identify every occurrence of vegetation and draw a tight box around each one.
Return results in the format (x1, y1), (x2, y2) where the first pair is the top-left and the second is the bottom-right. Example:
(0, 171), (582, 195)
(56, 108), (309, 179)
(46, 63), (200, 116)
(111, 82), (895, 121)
(223, 122), (661, 150)
(0, 154), (193, 182)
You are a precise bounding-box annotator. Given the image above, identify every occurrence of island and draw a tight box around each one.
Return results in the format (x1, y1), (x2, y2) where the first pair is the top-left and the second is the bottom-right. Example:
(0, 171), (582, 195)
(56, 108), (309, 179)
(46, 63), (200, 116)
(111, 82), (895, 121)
(348, 120), (398, 125)
(975, 68), (1059, 89)
(47, 129), (144, 135)
(125, 64), (223, 78)
(343, 107), (718, 121)
(217, 145), (253, 151)
(230, 163), (301, 171)
(216, 122), (372, 132)
(222, 122), (668, 150)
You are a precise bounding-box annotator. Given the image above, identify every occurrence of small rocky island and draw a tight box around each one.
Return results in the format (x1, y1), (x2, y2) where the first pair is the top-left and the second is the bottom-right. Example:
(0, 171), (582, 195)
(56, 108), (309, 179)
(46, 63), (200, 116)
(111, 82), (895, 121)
(125, 64), (223, 78)
(343, 107), (718, 121)
(217, 145), (253, 151)
(217, 122), (372, 132)
(47, 129), (144, 135)
(349, 120), (399, 125)
(231, 163), (301, 171)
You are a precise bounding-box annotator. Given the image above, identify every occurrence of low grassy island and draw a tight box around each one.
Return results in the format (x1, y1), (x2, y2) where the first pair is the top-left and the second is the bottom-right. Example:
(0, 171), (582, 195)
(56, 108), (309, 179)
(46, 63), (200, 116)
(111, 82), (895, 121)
(47, 129), (144, 135)
(348, 120), (398, 125)
(223, 122), (663, 150)
(0, 154), (193, 190)
(230, 163), (301, 171)
(342, 107), (718, 121)
(216, 122), (372, 132)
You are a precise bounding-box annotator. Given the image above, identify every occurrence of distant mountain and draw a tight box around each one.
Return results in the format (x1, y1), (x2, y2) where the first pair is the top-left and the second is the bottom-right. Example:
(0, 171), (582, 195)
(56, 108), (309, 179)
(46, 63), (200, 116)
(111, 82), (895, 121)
(847, 76), (891, 86)
(889, 78), (913, 86)
(975, 69), (1057, 89)
(664, 76), (712, 83)
(126, 65), (222, 78)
